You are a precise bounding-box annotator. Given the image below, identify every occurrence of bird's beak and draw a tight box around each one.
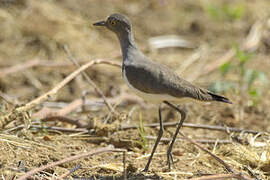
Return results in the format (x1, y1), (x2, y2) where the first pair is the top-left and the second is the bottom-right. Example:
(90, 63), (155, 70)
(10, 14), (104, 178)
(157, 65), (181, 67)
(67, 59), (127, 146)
(93, 21), (106, 26)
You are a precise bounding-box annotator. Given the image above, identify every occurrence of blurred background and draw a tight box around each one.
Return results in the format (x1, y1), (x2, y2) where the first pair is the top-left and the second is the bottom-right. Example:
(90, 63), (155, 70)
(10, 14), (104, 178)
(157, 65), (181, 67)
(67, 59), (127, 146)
(1, 0), (270, 179)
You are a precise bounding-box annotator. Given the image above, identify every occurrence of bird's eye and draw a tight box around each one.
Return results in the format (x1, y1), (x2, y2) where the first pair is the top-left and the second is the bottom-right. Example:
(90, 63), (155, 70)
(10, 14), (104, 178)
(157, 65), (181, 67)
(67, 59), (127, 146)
(110, 19), (116, 26)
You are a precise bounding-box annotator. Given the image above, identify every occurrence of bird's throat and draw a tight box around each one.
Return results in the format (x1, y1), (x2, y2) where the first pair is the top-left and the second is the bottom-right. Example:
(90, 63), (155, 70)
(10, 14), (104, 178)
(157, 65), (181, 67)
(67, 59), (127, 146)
(117, 30), (137, 61)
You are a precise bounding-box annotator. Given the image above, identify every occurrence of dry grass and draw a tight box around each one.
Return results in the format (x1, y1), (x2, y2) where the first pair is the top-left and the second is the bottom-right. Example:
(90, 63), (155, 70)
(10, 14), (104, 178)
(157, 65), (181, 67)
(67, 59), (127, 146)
(1, 0), (270, 179)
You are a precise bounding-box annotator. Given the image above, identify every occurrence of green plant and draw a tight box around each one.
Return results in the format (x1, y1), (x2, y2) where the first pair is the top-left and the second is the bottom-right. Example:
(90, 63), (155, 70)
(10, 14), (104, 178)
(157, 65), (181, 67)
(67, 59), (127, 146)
(137, 112), (148, 151)
(33, 118), (49, 134)
(210, 44), (268, 106)
(205, 3), (245, 21)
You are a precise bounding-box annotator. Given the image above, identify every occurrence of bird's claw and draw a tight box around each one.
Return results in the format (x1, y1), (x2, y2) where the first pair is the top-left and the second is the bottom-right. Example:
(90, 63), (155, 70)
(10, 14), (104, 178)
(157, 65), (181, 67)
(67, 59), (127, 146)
(167, 151), (174, 170)
(142, 167), (148, 172)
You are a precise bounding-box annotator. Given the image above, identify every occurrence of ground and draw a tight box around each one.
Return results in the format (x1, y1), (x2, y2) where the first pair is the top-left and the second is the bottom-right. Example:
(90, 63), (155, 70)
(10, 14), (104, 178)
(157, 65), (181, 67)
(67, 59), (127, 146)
(0, 0), (270, 179)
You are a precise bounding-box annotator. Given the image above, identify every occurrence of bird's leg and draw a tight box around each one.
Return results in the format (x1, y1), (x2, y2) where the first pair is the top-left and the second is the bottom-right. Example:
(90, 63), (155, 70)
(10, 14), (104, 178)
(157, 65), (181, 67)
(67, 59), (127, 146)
(163, 101), (186, 170)
(143, 104), (164, 172)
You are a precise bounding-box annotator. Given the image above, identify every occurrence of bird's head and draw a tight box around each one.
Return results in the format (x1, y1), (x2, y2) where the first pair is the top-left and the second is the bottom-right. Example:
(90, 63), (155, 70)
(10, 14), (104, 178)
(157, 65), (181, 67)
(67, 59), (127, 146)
(93, 13), (132, 35)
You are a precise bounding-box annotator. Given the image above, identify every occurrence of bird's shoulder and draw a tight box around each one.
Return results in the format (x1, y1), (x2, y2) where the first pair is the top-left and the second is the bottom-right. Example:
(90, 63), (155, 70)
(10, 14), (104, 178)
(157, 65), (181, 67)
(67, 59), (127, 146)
(124, 53), (172, 75)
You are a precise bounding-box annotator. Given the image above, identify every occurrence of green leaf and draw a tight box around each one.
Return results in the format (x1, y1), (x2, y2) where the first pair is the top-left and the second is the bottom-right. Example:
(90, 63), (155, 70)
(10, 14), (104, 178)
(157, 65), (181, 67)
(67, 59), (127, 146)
(137, 112), (147, 151)
(249, 88), (262, 99)
(205, 3), (245, 21)
(223, 4), (245, 21)
(205, 4), (222, 20)
(233, 44), (251, 64)
(244, 69), (258, 88)
(258, 72), (268, 85)
(249, 89), (257, 97)
(220, 61), (232, 76)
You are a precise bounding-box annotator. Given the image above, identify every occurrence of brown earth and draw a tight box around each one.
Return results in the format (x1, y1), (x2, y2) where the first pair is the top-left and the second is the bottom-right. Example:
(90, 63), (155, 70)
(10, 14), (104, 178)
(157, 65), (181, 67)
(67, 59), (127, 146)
(0, 0), (270, 179)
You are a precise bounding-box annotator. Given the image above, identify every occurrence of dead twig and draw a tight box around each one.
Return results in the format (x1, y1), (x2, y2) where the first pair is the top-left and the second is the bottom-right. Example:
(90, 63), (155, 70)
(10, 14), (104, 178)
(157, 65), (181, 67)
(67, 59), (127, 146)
(17, 146), (126, 180)
(9, 119), (259, 136)
(0, 59), (40, 78)
(40, 116), (85, 128)
(180, 132), (234, 173)
(34, 91), (143, 118)
(54, 99), (83, 116)
(123, 150), (127, 180)
(58, 164), (82, 179)
(34, 92), (142, 118)
(0, 91), (17, 105)
(243, 166), (260, 180)
(121, 122), (261, 134)
(0, 59), (121, 128)
(186, 173), (244, 180)
(6, 124), (231, 144)
(63, 45), (117, 115)
(17, 59), (120, 112)
(31, 125), (88, 133)
(145, 136), (231, 144)
(179, 132), (253, 180)
(32, 98), (83, 119)
(5, 124), (89, 133)
(0, 50), (121, 77)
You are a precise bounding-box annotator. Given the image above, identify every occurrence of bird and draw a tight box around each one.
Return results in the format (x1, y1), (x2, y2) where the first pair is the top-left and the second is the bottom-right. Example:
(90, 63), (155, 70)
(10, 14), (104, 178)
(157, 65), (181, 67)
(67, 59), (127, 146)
(93, 13), (232, 172)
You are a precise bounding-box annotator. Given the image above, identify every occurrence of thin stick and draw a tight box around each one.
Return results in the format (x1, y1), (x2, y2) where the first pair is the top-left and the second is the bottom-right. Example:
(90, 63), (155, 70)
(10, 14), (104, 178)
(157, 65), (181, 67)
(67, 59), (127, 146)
(179, 132), (253, 180)
(180, 132), (234, 173)
(5, 124), (89, 133)
(0, 59), (121, 128)
(33, 92), (142, 119)
(57, 98), (83, 116)
(58, 164), (82, 179)
(32, 99), (84, 119)
(63, 45), (117, 115)
(0, 59), (90, 71)
(0, 52), (121, 77)
(186, 173), (243, 180)
(41, 116), (85, 128)
(9, 120), (259, 135)
(121, 122), (261, 134)
(0, 59), (40, 78)
(17, 146), (125, 180)
(6, 124), (231, 144)
(31, 125), (89, 133)
(123, 151), (127, 180)
(145, 136), (231, 144)
(0, 91), (16, 105)
(17, 59), (120, 112)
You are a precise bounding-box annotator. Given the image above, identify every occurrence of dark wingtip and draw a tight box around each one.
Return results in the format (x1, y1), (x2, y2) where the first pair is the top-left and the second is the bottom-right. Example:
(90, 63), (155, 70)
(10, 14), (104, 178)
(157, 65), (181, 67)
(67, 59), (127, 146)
(221, 98), (233, 104)
(209, 92), (232, 104)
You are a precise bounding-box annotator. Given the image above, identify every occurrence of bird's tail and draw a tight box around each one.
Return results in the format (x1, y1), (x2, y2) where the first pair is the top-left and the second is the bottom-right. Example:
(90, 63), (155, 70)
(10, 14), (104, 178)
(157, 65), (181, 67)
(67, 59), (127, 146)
(208, 92), (232, 104)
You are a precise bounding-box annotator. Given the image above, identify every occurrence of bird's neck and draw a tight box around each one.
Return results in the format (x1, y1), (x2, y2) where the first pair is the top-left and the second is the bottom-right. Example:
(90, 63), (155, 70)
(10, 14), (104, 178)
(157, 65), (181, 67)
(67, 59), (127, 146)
(117, 30), (138, 61)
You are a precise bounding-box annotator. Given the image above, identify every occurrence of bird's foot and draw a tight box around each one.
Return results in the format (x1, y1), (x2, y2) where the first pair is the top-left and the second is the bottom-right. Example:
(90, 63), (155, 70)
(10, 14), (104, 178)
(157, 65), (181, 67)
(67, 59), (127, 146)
(166, 151), (174, 170)
(142, 165), (149, 173)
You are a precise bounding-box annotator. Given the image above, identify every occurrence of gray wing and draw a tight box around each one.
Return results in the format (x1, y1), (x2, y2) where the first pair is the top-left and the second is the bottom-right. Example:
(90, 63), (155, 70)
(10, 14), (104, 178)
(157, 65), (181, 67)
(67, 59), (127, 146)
(124, 59), (225, 102)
